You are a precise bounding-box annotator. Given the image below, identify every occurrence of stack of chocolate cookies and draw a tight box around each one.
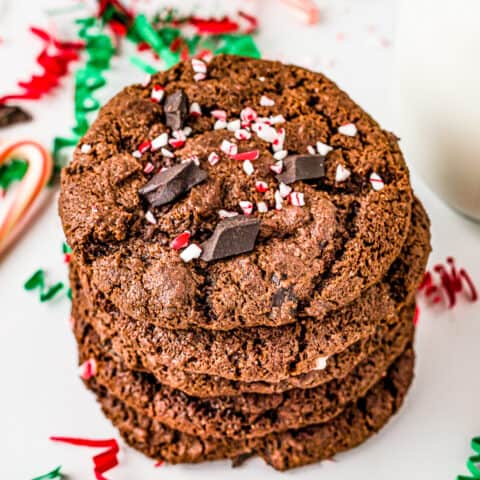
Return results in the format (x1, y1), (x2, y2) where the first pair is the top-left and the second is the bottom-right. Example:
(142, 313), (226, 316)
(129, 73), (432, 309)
(59, 56), (431, 470)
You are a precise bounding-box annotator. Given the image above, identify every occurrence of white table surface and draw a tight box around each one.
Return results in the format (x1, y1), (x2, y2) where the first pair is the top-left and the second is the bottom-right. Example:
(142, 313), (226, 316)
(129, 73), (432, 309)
(1, 0), (479, 478)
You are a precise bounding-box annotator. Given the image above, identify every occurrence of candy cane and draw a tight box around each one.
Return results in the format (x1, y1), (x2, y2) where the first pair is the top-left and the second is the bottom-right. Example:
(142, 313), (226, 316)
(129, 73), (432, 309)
(0, 140), (53, 256)
(279, 0), (320, 24)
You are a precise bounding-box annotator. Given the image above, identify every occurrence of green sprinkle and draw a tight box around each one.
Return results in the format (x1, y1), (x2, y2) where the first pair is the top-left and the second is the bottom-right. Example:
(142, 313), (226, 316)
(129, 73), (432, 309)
(0, 158), (28, 192)
(67, 288), (72, 300)
(24, 270), (45, 291)
(130, 55), (158, 74)
(62, 242), (72, 254)
(40, 282), (65, 302)
(31, 465), (63, 480)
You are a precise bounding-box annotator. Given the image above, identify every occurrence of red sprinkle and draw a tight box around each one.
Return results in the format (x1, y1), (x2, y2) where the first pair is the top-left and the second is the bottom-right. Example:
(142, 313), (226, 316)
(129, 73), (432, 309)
(231, 150), (259, 161)
(50, 436), (119, 480)
(418, 257), (477, 308)
(413, 305), (420, 326)
(171, 231), (191, 250)
(64, 253), (72, 264)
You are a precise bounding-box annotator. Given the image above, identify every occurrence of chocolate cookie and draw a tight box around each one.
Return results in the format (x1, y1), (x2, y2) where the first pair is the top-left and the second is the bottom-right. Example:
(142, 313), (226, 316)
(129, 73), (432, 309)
(86, 346), (414, 470)
(70, 199), (429, 383)
(74, 303), (415, 440)
(60, 55), (414, 331)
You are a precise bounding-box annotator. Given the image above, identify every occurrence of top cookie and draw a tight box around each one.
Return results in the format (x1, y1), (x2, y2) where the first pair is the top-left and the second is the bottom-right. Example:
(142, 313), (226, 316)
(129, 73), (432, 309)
(59, 55), (413, 330)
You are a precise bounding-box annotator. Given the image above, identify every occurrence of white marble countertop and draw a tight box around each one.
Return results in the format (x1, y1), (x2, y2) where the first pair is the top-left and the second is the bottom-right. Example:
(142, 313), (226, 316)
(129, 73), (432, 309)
(0, 0), (479, 478)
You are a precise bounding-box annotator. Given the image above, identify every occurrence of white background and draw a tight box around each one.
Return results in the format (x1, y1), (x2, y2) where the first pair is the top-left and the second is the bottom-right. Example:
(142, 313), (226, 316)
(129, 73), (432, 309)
(0, 0), (479, 478)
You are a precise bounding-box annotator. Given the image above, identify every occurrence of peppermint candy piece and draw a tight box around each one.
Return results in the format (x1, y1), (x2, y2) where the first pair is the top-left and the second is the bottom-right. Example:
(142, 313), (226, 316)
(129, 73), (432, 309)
(171, 231), (191, 250)
(316, 141), (333, 156)
(208, 152), (220, 166)
(220, 139), (238, 156)
(151, 132), (168, 151)
(338, 123), (357, 136)
(189, 102), (202, 117)
(180, 243), (202, 262)
(79, 359), (97, 380)
(255, 180), (268, 193)
(289, 191), (305, 207)
(239, 200), (254, 215)
(151, 84), (165, 103)
(243, 160), (254, 176)
(313, 356), (328, 370)
(260, 95), (275, 107)
(257, 201), (268, 213)
(335, 164), (351, 182)
(369, 172), (385, 191)
(145, 210), (157, 224)
(80, 144), (91, 154)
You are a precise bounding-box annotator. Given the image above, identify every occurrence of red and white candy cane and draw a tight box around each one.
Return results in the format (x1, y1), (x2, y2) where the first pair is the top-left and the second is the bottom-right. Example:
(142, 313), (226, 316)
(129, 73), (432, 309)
(280, 0), (320, 24)
(0, 140), (53, 256)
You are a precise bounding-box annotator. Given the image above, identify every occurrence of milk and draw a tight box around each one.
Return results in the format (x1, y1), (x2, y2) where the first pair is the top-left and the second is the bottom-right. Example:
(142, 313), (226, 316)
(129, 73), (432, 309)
(394, 0), (480, 221)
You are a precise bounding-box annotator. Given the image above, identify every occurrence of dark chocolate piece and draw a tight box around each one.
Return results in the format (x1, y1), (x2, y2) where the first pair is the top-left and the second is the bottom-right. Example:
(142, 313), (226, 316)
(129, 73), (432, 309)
(139, 161), (207, 207)
(276, 154), (325, 184)
(0, 105), (32, 129)
(201, 216), (260, 262)
(272, 286), (296, 308)
(164, 90), (188, 131)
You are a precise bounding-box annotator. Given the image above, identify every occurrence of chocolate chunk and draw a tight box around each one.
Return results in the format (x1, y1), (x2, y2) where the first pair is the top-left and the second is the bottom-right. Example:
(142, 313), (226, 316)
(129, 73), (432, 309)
(0, 105), (32, 129)
(139, 161), (207, 207)
(276, 154), (325, 184)
(164, 90), (188, 131)
(272, 286), (296, 307)
(201, 216), (260, 262)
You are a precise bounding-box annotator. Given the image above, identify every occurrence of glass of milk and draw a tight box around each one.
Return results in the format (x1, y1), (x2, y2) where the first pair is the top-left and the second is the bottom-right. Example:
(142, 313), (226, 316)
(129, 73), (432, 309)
(393, 0), (480, 221)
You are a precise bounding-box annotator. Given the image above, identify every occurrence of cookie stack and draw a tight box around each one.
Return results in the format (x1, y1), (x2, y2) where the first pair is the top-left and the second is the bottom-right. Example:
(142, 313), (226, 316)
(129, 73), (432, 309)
(59, 56), (430, 470)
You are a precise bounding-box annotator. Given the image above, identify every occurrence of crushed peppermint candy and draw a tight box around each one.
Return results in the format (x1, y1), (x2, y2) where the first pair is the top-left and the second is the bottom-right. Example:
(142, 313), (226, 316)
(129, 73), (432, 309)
(192, 58), (207, 74)
(151, 132), (168, 151)
(151, 84), (165, 103)
(208, 152), (220, 165)
(369, 172), (385, 191)
(279, 182), (292, 198)
(143, 162), (155, 174)
(338, 123), (357, 136)
(316, 141), (333, 156)
(79, 358), (97, 380)
(214, 120), (227, 130)
(231, 150), (259, 161)
(274, 190), (283, 210)
(260, 95), (275, 107)
(189, 102), (202, 117)
(255, 180), (268, 193)
(169, 130), (186, 149)
(272, 128), (285, 152)
(180, 244), (202, 262)
(314, 356), (328, 370)
(240, 107), (257, 124)
(80, 144), (91, 154)
(257, 201), (268, 213)
(193, 72), (206, 82)
(269, 114), (285, 124)
(289, 191), (305, 207)
(235, 129), (251, 140)
(274, 150), (288, 161)
(161, 148), (174, 158)
(220, 139), (238, 156)
(142, 74), (152, 87)
(145, 210), (157, 224)
(239, 200), (254, 215)
(227, 119), (241, 131)
(211, 109), (227, 121)
(243, 160), (254, 176)
(270, 160), (283, 174)
(219, 209), (239, 219)
(183, 126), (192, 137)
(171, 231), (191, 250)
(307, 145), (316, 155)
(335, 164), (351, 182)
(252, 122), (277, 143)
